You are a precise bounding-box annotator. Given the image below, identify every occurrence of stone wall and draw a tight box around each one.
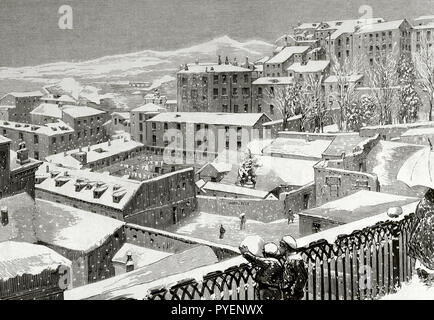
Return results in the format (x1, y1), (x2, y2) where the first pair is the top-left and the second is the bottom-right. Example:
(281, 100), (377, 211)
(281, 182), (316, 216)
(197, 195), (285, 222)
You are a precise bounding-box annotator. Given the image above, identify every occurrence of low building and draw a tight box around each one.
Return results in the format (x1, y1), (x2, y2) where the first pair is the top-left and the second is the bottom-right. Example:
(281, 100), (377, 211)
(0, 91), (43, 123)
(287, 60), (331, 81)
(298, 190), (418, 236)
(45, 137), (144, 171)
(198, 181), (276, 199)
(130, 103), (167, 144)
(262, 115), (303, 138)
(146, 112), (271, 163)
(105, 112), (131, 136)
(264, 46), (310, 77)
(0, 241), (71, 300)
(35, 163), (197, 229)
(35, 199), (126, 288)
(196, 161), (232, 182)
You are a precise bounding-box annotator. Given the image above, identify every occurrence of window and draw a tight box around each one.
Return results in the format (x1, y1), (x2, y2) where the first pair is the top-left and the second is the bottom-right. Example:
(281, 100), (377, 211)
(19, 132), (23, 140)
(213, 88), (218, 97)
(243, 104), (248, 112)
(196, 124), (200, 131)
(232, 88), (238, 96)
(234, 105), (239, 113)
(77, 120), (81, 125)
(242, 88), (250, 96)
(139, 123), (143, 132)
(34, 151), (39, 160)
(52, 137), (56, 144)
(233, 74), (238, 84)
(222, 74), (227, 83)
(181, 77), (188, 86)
(257, 87), (263, 95)
(258, 104), (262, 113)
(222, 88), (227, 96)
(244, 74), (249, 83)
(213, 75), (219, 85)
(164, 123), (168, 130)
(191, 89), (198, 99)
(61, 135), (65, 143)
(139, 113), (143, 121)
(69, 134), (72, 141)
(270, 105), (275, 115)
(152, 122), (157, 130)
(202, 76), (207, 85)
(222, 104), (228, 112)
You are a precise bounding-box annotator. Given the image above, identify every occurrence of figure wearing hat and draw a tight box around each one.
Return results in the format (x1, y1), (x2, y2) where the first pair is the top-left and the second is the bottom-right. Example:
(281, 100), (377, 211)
(239, 242), (283, 300)
(278, 235), (308, 300)
(239, 213), (247, 230)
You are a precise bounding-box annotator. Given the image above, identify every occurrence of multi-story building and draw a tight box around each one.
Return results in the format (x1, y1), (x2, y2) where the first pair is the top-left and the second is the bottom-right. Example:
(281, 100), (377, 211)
(263, 46), (310, 77)
(0, 120), (75, 160)
(61, 106), (108, 146)
(412, 22), (434, 54)
(251, 77), (295, 120)
(130, 103), (167, 144)
(0, 91), (43, 123)
(0, 135), (41, 198)
(177, 60), (253, 113)
(145, 112), (271, 162)
(287, 60), (331, 82)
(353, 19), (413, 65)
(35, 163), (197, 229)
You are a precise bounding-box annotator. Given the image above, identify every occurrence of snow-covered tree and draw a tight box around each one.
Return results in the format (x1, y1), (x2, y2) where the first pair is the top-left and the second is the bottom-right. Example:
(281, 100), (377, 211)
(365, 53), (398, 125)
(301, 74), (330, 133)
(346, 95), (377, 132)
(330, 54), (364, 131)
(264, 81), (304, 131)
(397, 54), (421, 123)
(414, 37), (434, 121)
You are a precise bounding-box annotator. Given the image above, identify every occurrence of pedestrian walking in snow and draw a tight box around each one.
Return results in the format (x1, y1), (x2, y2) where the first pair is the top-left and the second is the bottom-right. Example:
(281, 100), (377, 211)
(219, 224), (226, 239)
(287, 209), (294, 224)
(239, 242), (283, 300)
(240, 213), (246, 230)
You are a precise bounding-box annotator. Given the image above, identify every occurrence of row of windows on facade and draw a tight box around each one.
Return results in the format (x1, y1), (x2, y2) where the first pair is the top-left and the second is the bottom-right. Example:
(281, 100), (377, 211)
(76, 117), (102, 126)
(181, 74), (250, 86)
(2, 127), (101, 144)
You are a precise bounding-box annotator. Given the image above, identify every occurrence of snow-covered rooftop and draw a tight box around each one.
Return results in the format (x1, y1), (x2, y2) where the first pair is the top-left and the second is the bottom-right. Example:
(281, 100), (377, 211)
(287, 60), (330, 73)
(0, 241), (71, 281)
(45, 138), (144, 170)
(30, 103), (63, 119)
(5, 91), (43, 98)
(112, 243), (172, 268)
(201, 181), (271, 199)
(178, 63), (251, 74)
(401, 127), (434, 137)
(65, 245), (218, 300)
(148, 112), (270, 127)
(131, 103), (167, 113)
(35, 199), (125, 253)
(266, 46), (310, 64)
(0, 120), (74, 136)
(300, 190), (418, 224)
(324, 74), (364, 83)
(356, 20), (405, 34)
(62, 105), (106, 118)
(252, 77), (294, 85)
(322, 133), (367, 157)
(196, 161), (233, 175)
(263, 137), (332, 160)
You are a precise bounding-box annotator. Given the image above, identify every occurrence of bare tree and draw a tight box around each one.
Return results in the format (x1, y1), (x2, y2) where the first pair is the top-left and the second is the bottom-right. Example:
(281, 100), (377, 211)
(301, 74), (330, 133)
(414, 37), (434, 121)
(330, 54), (363, 131)
(365, 52), (398, 125)
(264, 81), (304, 131)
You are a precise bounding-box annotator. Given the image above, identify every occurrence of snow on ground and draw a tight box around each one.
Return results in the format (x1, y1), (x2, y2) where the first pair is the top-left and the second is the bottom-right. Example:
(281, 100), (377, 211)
(381, 277), (434, 300)
(169, 212), (300, 248)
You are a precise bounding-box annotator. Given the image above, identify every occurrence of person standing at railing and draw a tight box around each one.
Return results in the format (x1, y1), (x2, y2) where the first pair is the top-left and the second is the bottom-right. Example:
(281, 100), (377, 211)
(278, 235), (308, 300)
(239, 242), (283, 300)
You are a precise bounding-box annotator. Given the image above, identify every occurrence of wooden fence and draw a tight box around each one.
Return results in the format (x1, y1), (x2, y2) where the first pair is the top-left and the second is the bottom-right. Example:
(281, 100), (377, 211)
(146, 212), (418, 300)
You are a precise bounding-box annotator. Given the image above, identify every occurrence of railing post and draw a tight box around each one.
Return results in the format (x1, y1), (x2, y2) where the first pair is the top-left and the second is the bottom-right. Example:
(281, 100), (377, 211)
(391, 224), (401, 291)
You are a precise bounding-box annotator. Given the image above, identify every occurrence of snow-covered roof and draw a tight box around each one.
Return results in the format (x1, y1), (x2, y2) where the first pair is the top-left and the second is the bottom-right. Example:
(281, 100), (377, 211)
(366, 140), (426, 197)
(131, 103), (167, 113)
(35, 199), (125, 253)
(324, 74), (364, 83)
(112, 112), (130, 119)
(62, 106), (106, 118)
(196, 161), (232, 175)
(45, 138), (144, 170)
(178, 63), (251, 74)
(0, 135), (10, 144)
(262, 115), (302, 126)
(401, 127), (434, 137)
(414, 15), (434, 22)
(148, 112), (270, 127)
(322, 133), (367, 157)
(263, 137), (332, 160)
(112, 243), (172, 268)
(252, 77), (294, 85)
(0, 192), (37, 243)
(0, 241), (71, 281)
(255, 56), (270, 64)
(287, 60), (330, 73)
(65, 245), (218, 300)
(300, 190), (418, 224)
(30, 103), (63, 119)
(266, 46), (310, 64)
(414, 22), (434, 29)
(0, 120), (74, 136)
(5, 91), (43, 98)
(36, 163), (142, 211)
(202, 181), (270, 198)
(356, 20), (405, 34)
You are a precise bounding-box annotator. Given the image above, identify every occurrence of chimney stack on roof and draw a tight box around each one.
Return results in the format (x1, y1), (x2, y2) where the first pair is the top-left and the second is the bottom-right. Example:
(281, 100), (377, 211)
(46, 165), (50, 173)
(225, 56), (229, 65)
(195, 58), (199, 65)
(184, 64), (189, 71)
(108, 139), (111, 147)
(218, 55), (222, 65)
(126, 252), (134, 272)
(233, 57), (238, 66)
(16, 142), (30, 165)
(1, 207), (8, 227)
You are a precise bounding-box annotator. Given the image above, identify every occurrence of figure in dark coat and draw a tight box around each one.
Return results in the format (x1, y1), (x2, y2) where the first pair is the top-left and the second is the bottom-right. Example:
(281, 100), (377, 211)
(409, 188), (434, 280)
(239, 242), (283, 300)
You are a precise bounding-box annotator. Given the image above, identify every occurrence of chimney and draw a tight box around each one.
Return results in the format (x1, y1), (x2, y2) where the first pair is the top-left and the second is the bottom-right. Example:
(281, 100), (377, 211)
(195, 58), (199, 65)
(233, 57), (238, 66)
(225, 56), (229, 65)
(88, 145), (91, 152)
(46, 165), (50, 173)
(126, 252), (134, 272)
(184, 64), (189, 71)
(218, 55), (222, 65)
(245, 56), (249, 67)
(1, 207), (8, 226)
(16, 142), (30, 165)
(108, 139), (111, 147)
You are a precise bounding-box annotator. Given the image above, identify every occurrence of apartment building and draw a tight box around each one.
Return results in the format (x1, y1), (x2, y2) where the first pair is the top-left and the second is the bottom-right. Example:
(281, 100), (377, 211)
(130, 103), (167, 144)
(287, 60), (331, 81)
(263, 46), (310, 77)
(0, 91), (43, 123)
(177, 60), (253, 113)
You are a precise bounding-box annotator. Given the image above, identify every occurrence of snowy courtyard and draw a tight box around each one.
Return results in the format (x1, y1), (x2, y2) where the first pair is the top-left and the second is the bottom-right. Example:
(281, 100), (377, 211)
(169, 211), (300, 248)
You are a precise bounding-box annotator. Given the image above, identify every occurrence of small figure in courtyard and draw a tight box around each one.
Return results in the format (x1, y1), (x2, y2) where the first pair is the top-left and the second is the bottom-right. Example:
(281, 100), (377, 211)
(239, 242), (283, 300)
(240, 213), (246, 230)
(219, 224), (226, 239)
(278, 235), (308, 300)
(287, 209), (294, 224)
